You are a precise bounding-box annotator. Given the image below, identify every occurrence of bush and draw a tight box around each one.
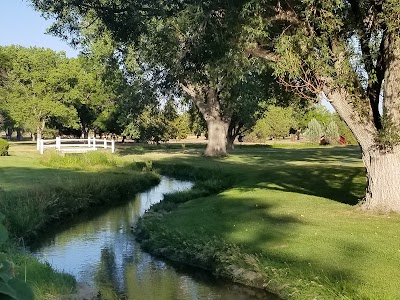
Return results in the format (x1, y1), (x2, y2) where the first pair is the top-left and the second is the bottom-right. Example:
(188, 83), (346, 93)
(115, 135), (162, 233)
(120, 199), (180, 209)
(0, 138), (9, 156)
(304, 118), (324, 143)
(325, 121), (340, 144)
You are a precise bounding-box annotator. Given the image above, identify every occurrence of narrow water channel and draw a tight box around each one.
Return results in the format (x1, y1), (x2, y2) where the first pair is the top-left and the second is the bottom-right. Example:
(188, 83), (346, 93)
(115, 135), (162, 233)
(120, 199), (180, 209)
(31, 176), (276, 299)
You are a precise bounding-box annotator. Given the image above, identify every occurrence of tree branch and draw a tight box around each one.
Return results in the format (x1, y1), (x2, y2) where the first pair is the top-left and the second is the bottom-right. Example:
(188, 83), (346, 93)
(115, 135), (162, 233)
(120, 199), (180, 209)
(179, 82), (196, 98)
(245, 46), (280, 62)
(179, 82), (208, 116)
(348, 0), (383, 129)
(271, 8), (302, 25)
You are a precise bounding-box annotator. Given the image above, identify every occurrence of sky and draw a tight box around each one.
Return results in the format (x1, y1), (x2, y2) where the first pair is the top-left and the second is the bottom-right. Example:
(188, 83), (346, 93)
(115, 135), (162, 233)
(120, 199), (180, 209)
(0, 0), (79, 58)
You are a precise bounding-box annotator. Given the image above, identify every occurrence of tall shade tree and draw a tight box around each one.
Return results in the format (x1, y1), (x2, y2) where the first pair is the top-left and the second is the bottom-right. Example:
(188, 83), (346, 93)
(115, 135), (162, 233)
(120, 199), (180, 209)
(31, 0), (269, 156)
(31, 0), (400, 210)
(239, 0), (400, 211)
(0, 49), (11, 131)
(0, 46), (79, 140)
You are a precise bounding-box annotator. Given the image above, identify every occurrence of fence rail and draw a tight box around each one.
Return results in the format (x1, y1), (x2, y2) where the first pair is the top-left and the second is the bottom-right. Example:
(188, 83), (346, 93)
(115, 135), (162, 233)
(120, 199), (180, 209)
(37, 137), (115, 154)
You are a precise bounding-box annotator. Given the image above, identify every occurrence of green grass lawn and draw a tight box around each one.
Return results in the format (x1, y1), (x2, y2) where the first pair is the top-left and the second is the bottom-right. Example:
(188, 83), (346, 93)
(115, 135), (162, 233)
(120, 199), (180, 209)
(123, 143), (400, 299)
(3, 141), (400, 299)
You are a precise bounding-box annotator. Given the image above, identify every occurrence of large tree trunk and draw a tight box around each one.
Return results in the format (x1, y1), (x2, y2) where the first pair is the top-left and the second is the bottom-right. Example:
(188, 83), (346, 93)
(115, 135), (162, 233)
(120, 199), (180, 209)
(383, 33), (400, 127)
(326, 85), (400, 212)
(358, 33), (400, 212)
(181, 84), (231, 157)
(362, 147), (400, 211)
(204, 118), (229, 156)
(322, 37), (400, 211)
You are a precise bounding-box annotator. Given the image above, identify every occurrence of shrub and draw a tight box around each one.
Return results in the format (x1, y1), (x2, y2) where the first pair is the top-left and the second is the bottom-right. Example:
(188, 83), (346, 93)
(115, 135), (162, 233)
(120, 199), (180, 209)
(0, 138), (9, 156)
(325, 121), (340, 144)
(304, 118), (324, 143)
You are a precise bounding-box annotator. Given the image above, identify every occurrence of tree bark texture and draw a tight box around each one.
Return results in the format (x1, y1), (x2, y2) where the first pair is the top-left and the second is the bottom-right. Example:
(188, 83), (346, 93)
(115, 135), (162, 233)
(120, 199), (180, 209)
(325, 50), (400, 211)
(204, 118), (229, 156)
(325, 89), (400, 211)
(383, 33), (400, 127)
(181, 84), (231, 156)
(362, 147), (400, 212)
(227, 135), (236, 150)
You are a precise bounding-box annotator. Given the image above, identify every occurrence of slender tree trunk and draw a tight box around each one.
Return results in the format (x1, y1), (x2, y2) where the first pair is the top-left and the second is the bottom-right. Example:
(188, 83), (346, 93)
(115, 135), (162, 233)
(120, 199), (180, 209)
(16, 128), (22, 141)
(6, 127), (12, 140)
(36, 119), (45, 141)
(226, 135), (236, 150)
(204, 118), (229, 156)
(36, 130), (42, 141)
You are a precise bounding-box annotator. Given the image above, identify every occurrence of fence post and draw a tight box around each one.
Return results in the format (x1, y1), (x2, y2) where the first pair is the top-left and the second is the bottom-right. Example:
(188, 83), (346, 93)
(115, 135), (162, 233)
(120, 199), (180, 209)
(36, 138), (40, 151)
(40, 139), (44, 154)
(104, 138), (107, 149)
(93, 137), (96, 149)
(88, 136), (91, 147)
(56, 137), (61, 150)
(112, 139), (115, 153)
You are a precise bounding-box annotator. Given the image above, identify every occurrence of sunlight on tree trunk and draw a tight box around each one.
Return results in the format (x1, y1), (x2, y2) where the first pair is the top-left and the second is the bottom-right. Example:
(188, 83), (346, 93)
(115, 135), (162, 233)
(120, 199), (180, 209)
(204, 118), (228, 157)
(362, 147), (400, 212)
(383, 34), (400, 127)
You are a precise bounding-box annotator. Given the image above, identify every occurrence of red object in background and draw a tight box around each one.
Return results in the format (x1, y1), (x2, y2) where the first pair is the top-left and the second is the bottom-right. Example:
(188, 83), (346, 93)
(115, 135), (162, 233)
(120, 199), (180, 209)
(339, 136), (347, 145)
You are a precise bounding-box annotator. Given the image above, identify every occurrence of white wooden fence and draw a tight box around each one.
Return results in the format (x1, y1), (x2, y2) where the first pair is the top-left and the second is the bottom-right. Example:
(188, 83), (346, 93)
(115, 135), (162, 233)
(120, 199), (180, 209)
(37, 137), (115, 154)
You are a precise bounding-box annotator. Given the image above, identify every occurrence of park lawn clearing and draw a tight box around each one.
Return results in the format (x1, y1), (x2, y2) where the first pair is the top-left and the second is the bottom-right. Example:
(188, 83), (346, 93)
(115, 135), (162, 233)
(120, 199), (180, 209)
(129, 144), (400, 299)
(155, 188), (400, 299)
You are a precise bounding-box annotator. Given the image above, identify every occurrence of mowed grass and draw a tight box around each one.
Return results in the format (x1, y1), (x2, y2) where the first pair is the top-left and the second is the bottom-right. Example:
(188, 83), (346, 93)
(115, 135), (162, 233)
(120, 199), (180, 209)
(123, 143), (400, 299)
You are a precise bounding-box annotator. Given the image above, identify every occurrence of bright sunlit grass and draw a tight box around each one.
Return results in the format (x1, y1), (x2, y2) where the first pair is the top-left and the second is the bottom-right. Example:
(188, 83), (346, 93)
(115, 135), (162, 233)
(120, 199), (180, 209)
(128, 143), (400, 299)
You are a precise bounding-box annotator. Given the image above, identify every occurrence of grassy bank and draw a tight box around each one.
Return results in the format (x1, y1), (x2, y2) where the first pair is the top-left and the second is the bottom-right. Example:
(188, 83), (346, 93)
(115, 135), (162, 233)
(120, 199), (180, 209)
(126, 144), (400, 299)
(0, 142), (159, 299)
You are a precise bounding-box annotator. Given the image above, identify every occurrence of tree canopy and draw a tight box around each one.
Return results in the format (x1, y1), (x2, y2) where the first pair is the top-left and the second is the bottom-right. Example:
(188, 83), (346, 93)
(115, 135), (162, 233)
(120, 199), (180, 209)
(30, 0), (400, 211)
(31, 0), (296, 156)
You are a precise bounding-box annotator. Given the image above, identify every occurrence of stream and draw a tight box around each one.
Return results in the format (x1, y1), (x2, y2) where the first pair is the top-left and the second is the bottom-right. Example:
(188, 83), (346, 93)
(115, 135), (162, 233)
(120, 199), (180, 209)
(31, 176), (276, 299)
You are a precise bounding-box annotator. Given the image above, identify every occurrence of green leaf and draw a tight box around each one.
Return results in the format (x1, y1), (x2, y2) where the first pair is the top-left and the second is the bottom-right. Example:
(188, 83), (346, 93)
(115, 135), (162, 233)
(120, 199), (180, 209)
(0, 282), (18, 299)
(8, 278), (34, 300)
(0, 260), (13, 275)
(0, 271), (12, 284)
(0, 223), (8, 244)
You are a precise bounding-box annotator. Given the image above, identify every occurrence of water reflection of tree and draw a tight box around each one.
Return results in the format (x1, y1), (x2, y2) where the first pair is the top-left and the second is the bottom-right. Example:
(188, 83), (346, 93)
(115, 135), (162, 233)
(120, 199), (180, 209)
(95, 247), (123, 300)
(123, 245), (216, 300)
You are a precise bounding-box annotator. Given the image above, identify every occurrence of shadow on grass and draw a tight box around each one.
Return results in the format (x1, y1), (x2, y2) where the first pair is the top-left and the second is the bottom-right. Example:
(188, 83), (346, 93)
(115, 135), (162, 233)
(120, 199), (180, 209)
(132, 146), (368, 297)
(139, 146), (365, 205)
(116, 142), (207, 156)
(138, 179), (364, 298)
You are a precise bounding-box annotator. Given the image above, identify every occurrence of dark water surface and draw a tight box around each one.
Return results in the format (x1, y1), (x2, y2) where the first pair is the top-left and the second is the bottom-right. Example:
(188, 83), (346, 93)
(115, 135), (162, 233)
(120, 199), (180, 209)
(31, 177), (277, 299)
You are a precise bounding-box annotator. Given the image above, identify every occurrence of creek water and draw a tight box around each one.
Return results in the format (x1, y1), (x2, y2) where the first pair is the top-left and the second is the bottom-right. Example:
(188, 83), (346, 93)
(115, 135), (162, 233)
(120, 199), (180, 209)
(31, 176), (276, 299)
